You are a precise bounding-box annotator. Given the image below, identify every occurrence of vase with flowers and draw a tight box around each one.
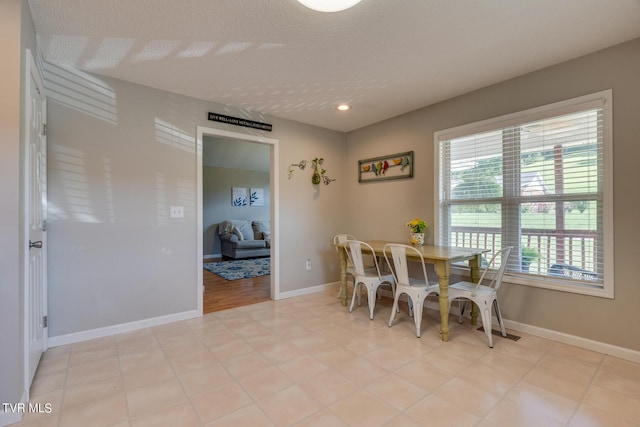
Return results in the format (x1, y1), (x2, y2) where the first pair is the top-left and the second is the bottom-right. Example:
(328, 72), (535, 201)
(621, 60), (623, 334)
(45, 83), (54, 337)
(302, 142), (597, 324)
(406, 218), (427, 245)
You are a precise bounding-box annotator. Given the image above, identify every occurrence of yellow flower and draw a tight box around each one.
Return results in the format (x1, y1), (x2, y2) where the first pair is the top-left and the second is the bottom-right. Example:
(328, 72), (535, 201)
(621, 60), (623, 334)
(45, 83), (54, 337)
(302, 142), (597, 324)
(406, 218), (427, 233)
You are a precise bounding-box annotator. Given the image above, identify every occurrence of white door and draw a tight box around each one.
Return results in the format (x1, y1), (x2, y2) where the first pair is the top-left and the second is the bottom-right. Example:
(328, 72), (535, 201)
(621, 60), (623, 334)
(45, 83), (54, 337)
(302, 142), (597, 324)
(25, 49), (47, 388)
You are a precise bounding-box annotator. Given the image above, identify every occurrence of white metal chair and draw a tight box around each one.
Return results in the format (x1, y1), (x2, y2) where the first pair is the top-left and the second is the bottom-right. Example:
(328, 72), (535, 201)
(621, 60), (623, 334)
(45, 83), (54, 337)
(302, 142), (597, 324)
(384, 243), (439, 338)
(347, 240), (395, 320)
(333, 234), (356, 299)
(447, 246), (513, 348)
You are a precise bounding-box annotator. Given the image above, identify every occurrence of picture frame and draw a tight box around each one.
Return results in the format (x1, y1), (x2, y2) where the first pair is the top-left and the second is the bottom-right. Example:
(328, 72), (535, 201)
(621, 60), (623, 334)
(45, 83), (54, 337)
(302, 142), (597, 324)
(250, 188), (264, 206)
(358, 151), (414, 183)
(231, 187), (247, 206)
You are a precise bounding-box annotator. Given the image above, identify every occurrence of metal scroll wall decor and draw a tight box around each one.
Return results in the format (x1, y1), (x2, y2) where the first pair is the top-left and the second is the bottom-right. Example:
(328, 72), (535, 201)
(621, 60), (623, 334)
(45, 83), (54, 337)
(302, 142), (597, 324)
(288, 157), (336, 185)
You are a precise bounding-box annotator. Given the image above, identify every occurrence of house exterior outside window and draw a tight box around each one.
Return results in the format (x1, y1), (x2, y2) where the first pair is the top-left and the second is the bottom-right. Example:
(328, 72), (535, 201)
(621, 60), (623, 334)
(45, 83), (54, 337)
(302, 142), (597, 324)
(434, 90), (613, 298)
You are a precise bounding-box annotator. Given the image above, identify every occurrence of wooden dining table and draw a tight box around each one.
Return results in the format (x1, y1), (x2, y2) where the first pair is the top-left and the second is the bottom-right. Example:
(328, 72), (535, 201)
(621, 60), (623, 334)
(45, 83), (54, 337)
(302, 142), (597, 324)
(333, 240), (489, 342)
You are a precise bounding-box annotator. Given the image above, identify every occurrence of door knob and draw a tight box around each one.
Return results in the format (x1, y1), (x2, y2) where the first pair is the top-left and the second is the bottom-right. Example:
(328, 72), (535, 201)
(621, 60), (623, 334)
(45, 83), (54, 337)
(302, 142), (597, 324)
(29, 240), (43, 249)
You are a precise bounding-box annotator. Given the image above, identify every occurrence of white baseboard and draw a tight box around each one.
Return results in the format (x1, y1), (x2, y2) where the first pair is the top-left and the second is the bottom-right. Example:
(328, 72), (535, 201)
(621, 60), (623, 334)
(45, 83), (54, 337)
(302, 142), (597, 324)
(435, 302), (640, 363)
(204, 254), (221, 259)
(278, 281), (339, 299)
(0, 389), (27, 427)
(503, 319), (640, 364)
(47, 310), (199, 348)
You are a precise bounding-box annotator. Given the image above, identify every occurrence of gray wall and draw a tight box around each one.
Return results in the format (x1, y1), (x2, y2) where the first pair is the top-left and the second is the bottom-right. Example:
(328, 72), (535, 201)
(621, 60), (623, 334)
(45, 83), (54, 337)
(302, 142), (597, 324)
(345, 37), (640, 351)
(0, 0), (37, 413)
(46, 73), (199, 336)
(10, 9), (637, 394)
(203, 165), (271, 256)
(44, 63), (347, 337)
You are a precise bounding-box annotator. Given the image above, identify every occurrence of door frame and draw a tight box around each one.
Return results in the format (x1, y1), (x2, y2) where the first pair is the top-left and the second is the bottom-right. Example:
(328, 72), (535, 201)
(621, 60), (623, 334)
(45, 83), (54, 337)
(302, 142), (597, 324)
(23, 48), (48, 394)
(196, 126), (280, 314)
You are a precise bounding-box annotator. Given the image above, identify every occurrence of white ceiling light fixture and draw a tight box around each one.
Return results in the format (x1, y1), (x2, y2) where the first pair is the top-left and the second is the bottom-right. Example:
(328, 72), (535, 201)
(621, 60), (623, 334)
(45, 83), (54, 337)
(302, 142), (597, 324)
(297, 0), (363, 13)
(336, 103), (351, 111)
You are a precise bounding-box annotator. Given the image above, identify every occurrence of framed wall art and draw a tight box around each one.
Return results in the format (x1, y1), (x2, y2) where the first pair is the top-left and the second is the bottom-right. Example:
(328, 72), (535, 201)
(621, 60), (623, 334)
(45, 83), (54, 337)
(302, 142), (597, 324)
(250, 188), (264, 206)
(358, 151), (414, 183)
(231, 187), (247, 206)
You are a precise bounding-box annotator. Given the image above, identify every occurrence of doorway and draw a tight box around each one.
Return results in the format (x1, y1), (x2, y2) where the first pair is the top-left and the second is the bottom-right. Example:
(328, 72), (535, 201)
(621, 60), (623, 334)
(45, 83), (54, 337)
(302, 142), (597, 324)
(196, 126), (280, 316)
(202, 262), (270, 313)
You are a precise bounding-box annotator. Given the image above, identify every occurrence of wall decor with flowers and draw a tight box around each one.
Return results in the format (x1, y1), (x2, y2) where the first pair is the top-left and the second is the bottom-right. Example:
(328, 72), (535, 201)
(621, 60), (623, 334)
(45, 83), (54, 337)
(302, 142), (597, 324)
(288, 157), (336, 186)
(358, 151), (413, 183)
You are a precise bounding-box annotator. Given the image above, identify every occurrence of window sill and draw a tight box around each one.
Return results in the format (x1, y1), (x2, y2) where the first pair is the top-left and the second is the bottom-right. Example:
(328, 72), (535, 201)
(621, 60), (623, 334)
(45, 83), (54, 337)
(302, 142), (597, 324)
(450, 265), (613, 299)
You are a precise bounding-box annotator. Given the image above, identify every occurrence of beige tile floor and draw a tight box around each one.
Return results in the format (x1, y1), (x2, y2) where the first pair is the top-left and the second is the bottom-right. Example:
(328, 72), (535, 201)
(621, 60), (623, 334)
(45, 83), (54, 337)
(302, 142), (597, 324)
(12, 287), (640, 427)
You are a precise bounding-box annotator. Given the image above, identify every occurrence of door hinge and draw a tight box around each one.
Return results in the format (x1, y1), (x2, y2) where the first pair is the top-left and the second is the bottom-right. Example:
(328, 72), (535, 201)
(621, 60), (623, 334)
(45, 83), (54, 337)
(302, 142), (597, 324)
(42, 315), (48, 328)
(42, 123), (47, 136)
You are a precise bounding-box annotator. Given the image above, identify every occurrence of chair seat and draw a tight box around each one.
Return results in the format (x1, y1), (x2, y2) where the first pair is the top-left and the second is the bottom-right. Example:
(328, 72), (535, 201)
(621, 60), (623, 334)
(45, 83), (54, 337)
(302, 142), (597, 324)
(347, 264), (376, 274)
(398, 277), (439, 292)
(449, 281), (495, 296)
(406, 277), (426, 287)
(359, 270), (393, 282)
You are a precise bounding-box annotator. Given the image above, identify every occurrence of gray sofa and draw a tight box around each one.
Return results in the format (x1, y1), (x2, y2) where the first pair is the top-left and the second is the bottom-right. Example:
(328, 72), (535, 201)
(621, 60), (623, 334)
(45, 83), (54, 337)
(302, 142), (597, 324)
(218, 220), (271, 259)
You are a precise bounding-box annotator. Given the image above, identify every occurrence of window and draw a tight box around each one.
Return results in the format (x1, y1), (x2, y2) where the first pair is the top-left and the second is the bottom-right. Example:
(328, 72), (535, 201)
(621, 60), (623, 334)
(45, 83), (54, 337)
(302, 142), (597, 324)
(435, 90), (613, 297)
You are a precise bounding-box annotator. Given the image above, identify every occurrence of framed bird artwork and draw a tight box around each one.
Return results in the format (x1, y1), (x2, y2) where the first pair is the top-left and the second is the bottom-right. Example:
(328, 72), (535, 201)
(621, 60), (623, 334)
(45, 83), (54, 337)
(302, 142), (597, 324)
(358, 151), (414, 183)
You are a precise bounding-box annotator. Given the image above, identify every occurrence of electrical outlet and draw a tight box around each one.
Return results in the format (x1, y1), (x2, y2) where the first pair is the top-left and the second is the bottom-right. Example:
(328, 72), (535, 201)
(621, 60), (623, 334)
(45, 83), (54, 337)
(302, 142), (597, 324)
(305, 258), (312, 271)
(170, 206), (184, 218)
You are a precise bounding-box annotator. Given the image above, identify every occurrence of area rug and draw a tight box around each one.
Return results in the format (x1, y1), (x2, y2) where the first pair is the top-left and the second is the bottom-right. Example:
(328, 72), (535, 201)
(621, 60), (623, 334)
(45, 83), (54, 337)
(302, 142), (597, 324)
(204, 257), (270, 281)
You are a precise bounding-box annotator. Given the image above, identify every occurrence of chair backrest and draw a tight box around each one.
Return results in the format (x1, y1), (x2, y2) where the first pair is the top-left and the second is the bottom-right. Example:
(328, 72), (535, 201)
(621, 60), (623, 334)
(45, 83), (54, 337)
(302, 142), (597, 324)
(334, 234), (357, 267)
(383, 243), (431, 287)
(333, 234), (356, 254)
(346, 240), (382, 278)
(333, 234), (356, 245)
(476, 246), (513, 292)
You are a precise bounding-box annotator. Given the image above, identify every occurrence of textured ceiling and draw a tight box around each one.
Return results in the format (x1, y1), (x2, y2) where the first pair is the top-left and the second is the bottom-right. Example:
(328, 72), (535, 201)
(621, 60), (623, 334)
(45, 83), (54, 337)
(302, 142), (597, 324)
(29, 0), (640, 132)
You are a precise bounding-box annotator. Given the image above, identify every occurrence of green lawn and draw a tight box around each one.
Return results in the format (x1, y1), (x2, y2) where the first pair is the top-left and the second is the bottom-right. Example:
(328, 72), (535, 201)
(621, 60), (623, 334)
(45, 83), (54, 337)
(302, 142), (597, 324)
(452, 150), (599, 230)
(452, 209), (597, 230)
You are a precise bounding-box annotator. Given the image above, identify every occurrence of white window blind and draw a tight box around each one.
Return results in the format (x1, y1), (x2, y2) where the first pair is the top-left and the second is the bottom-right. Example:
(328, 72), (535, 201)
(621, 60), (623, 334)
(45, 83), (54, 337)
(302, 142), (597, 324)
(435, 91), (613, 297)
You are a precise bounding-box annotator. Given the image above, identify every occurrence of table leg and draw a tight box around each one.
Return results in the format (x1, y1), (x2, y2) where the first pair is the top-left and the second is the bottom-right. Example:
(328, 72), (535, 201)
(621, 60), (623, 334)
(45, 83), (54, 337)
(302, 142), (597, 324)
(469, 254), (481, 326)
(339, 249), (348, 307)
(435, 260), (451, 342)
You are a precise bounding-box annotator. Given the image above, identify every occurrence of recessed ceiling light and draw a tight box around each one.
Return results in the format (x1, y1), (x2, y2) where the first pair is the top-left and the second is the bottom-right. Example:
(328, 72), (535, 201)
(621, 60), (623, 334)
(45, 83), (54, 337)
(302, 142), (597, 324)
(336, 104), (351, 111)
(297, 0), (363, 13)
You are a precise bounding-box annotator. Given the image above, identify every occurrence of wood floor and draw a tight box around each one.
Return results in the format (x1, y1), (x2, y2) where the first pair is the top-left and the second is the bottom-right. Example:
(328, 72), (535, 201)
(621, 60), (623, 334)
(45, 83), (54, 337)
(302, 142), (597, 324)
(203, 257), (271, 314)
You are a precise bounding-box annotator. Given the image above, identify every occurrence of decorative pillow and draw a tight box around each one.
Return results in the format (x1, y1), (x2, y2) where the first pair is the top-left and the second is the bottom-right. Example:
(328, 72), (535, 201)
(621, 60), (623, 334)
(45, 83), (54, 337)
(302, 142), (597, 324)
(252, 221), (270, 240)
(232, 226), (244, 240)
(239, 222), (255, 240)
